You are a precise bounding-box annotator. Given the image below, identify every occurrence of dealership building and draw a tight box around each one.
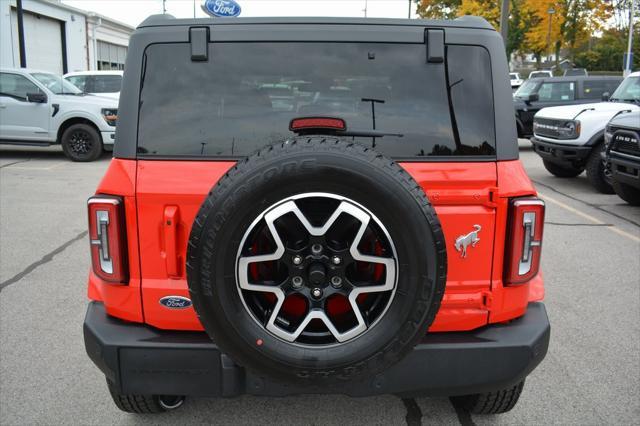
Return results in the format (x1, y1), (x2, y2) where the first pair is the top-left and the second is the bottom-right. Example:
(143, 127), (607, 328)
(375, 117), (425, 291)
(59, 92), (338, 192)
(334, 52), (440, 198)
(0, 0), (133, 74)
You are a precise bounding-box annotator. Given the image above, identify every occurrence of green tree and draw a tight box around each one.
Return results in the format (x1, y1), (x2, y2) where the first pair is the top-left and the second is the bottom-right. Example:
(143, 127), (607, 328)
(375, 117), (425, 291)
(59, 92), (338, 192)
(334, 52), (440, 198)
(416, 0), (462, 19)
(418, 0), (536, 59)
(417, 0), (617, 65)
(559, 0), (612, 61)
(574, 28), (640, 72)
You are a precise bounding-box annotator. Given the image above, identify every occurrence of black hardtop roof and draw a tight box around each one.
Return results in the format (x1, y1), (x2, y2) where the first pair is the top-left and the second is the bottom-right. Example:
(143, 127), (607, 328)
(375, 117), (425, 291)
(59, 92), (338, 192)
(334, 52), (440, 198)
(138, 14), (494, 31)
(527, 75), (623, 83)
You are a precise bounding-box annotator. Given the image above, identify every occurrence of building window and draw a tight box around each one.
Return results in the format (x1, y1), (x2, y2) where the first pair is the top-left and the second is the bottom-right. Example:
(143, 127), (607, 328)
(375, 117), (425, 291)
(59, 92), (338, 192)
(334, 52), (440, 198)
(97, 41), (126, 70)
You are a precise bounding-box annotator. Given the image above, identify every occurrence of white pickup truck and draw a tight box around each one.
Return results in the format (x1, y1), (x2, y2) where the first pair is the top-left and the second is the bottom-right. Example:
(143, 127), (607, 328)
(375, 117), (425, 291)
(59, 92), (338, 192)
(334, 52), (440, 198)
(530, 71), (639, 193)
(0, 68), (118, 161)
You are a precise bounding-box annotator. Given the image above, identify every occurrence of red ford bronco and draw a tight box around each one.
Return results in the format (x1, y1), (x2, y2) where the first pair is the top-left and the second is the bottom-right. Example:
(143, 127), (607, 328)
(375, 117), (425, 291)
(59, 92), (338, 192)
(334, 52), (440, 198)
(84, 15), (550, 415)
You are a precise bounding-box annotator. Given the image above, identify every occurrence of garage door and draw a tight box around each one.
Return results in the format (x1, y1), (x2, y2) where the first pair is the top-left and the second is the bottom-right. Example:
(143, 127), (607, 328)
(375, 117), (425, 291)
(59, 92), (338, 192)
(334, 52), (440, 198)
(10, 9), (63, 74)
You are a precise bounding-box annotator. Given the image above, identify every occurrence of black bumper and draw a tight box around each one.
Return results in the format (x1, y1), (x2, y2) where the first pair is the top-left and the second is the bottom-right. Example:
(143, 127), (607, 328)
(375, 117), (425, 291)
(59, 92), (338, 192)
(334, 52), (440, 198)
(608, 151), (640, 189)
(84, 302), (550, 398)
(531, 137), (592, 167)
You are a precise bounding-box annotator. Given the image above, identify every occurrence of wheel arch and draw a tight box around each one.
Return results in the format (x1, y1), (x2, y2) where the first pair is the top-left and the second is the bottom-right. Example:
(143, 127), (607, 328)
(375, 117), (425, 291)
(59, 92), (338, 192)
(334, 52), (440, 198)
(56, 117), (102, 144)
(584, 130), (605, 147)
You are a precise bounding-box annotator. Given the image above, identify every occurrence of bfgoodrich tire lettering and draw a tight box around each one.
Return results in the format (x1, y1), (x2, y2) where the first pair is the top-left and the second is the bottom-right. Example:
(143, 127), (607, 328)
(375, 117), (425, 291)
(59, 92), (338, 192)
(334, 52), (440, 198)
(186, 137), (447, 384)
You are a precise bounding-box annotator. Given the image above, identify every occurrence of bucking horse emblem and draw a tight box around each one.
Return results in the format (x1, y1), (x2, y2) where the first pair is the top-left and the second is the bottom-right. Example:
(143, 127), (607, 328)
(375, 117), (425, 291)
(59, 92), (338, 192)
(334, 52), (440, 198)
(454, 225), (481, 258)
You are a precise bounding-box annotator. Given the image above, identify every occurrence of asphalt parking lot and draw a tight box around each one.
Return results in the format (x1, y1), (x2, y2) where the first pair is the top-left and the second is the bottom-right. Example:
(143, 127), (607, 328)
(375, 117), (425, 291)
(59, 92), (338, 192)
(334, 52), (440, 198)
(1, 141), (639, 425)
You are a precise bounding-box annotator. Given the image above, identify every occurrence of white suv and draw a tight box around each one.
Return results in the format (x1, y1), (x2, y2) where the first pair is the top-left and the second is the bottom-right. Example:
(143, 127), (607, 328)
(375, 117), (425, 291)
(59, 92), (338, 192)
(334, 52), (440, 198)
(0, 68), (118, 161)
(531, 71), (639, 193)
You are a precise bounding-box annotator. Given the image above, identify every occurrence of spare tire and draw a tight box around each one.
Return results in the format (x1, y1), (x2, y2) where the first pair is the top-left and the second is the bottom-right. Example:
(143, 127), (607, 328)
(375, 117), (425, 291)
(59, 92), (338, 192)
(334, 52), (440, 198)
(187, 137), (446, 383)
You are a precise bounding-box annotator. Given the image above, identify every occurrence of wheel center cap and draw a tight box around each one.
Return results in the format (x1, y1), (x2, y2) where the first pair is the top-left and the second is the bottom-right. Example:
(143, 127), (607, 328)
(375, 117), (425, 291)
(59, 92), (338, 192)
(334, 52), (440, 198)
(308, 262), (326, 285)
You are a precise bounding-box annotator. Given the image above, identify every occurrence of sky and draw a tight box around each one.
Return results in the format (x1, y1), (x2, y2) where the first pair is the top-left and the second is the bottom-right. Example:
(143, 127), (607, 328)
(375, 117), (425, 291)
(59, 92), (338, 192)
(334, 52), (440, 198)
(60, 0), (418, 27)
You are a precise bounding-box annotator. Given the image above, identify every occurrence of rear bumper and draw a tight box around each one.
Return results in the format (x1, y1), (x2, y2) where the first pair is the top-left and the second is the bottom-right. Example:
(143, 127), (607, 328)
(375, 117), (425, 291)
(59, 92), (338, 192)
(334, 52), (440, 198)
(84, 301), (550, 398)
(608, 151), (640, 189)
(531, 137), (592, 167)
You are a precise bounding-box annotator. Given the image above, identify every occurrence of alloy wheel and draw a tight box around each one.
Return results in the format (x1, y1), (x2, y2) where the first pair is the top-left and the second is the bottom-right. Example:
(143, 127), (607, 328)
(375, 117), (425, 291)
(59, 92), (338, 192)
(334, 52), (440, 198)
(236, 193), (398, 346)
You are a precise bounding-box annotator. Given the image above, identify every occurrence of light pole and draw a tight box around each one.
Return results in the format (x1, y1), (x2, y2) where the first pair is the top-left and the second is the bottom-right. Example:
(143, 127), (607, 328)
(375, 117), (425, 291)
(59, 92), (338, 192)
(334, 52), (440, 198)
(624, 0), (636, 77)
(499, 0), (509, 47)
(546, 7), (555, 67)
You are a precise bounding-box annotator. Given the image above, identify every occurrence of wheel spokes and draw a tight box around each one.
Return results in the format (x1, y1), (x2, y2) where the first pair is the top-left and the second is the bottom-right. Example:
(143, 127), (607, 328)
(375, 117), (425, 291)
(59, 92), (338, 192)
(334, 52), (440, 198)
(237, 194), (397, 344)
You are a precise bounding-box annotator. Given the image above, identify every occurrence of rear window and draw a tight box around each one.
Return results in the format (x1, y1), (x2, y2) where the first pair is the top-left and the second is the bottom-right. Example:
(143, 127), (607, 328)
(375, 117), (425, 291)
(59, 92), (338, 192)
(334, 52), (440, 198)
(537, 81), (575, 101)
(92, 75), (122, 93)
(582, 79), (621, 99)
(137, 42), (495, 159)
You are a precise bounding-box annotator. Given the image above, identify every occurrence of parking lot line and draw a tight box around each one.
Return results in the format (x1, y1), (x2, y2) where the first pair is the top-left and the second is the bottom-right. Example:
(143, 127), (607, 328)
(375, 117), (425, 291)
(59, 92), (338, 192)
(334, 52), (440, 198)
(8, 163), (67, 171)
(540, 192), (640, 243)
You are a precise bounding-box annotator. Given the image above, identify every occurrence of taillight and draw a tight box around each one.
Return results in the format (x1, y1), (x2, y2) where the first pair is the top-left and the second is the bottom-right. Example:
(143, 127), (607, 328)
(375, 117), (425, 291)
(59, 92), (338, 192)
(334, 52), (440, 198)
(88, 196), (128, 283)
(504, 198), (545, 285)
(289, 117), (347, 132)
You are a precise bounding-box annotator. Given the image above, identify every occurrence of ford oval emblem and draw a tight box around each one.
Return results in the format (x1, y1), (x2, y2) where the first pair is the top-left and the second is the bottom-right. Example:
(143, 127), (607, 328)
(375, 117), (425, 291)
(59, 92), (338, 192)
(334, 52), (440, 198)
(201, 0), (241, 18)
(159, 296), (193, 309)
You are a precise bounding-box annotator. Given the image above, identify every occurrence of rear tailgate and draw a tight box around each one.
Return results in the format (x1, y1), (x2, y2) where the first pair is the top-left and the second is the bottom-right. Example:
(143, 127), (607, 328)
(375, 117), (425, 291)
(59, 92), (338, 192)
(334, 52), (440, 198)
(136, 160), (497, 332)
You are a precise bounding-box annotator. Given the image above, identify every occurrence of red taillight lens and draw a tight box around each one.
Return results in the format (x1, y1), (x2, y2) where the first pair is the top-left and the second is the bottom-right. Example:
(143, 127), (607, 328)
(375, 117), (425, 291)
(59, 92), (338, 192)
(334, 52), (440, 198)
(504, 198), (545, 285)
(289, 117), (347, 132)
(88, 196), (128, 283)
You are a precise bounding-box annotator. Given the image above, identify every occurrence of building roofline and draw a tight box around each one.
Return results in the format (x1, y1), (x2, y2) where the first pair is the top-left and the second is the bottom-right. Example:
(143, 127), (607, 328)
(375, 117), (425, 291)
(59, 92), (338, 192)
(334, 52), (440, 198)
(85, 11), (135, 31)
(19, 0), (134, 31)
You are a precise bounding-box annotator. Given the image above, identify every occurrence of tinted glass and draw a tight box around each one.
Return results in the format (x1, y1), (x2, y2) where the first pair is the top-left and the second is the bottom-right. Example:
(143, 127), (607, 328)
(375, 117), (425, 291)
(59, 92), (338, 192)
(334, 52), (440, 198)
(31, 72), (81, 95)
(66, 75), (87, 92)
(92, 75), (122, 93)
(605, 79), (622, 94)
(537, 81), (575, 101)
(529, 71), (550, 79)
(611, 76), (640, 102)
(0, 73), (41, 100)
(514, 80), (538, 98)
(445, 45), (495, 156)
(581, 79), (621, 99)
(138, 42), (495, 159)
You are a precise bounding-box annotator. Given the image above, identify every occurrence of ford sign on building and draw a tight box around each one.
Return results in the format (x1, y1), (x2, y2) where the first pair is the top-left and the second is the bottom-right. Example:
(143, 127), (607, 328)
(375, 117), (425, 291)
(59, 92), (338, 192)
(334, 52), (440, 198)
(202, 0), (241, 18)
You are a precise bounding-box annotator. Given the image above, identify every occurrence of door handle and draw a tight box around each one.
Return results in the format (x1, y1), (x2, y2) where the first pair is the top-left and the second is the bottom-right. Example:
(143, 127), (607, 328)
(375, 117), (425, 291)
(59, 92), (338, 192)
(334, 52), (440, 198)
(163, 206), (181, 277)
(0, 104), (6, 109)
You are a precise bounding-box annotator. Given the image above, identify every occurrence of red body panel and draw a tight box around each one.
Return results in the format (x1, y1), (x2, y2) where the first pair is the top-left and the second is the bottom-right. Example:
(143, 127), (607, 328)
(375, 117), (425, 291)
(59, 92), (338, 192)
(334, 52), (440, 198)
(87, 159), (143, 322)
(88, 158), (544, 332)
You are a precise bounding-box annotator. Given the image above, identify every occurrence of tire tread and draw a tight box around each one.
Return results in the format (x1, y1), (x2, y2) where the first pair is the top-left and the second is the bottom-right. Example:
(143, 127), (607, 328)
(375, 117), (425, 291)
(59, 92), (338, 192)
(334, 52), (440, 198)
(106, 380), (164, 414)
(452, 380), (525, 415)
(186, 136), (447, 382)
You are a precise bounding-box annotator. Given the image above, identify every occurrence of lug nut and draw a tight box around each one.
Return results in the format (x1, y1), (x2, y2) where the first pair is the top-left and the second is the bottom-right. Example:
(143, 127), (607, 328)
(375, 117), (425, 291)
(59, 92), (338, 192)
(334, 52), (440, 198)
(311, 244), (323, 255)
(311, 288), (322, 299)
(292, 255), (303, 265)
(331, 276), (342, 288)
(292, 276), (303, 289)
(332, 256), (341, 265)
